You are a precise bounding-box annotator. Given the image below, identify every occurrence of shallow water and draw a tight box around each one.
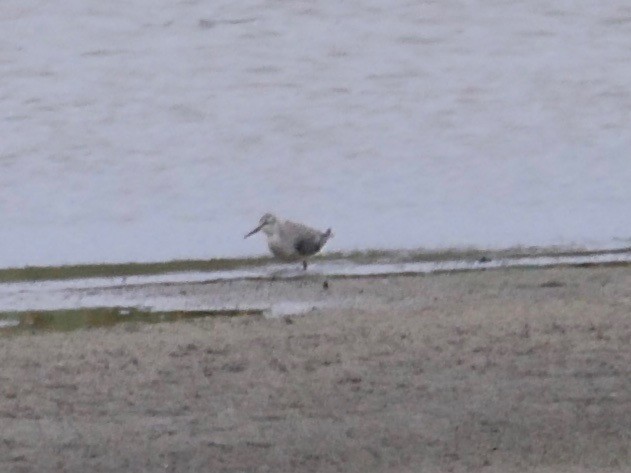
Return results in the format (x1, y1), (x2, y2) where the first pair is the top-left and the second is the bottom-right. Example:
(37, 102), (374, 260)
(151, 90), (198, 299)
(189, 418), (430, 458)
(1, 0), (630, 267)
(0, 248), (629, 316)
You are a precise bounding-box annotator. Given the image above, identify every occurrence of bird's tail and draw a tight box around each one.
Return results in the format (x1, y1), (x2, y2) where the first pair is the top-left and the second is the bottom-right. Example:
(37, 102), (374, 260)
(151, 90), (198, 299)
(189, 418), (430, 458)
(323, 228), (333, 240)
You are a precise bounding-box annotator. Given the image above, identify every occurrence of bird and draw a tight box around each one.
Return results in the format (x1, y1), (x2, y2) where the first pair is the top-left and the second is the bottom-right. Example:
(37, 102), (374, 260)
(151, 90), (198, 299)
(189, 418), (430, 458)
(244, 213), (333, 270)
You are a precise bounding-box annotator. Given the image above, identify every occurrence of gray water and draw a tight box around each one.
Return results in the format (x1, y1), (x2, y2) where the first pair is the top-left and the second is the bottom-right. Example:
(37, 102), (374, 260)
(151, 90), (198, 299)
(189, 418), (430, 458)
(1, 0), (630, 267)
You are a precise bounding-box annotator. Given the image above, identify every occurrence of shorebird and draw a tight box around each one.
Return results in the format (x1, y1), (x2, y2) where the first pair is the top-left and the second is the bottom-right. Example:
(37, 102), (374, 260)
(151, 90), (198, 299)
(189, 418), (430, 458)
(244, 213), (332, 270)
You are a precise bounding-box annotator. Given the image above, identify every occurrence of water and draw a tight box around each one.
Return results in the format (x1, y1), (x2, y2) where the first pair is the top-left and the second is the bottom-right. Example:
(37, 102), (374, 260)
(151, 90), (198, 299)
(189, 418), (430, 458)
(1, 0), (630, 268)
(1, 248), (630, 315)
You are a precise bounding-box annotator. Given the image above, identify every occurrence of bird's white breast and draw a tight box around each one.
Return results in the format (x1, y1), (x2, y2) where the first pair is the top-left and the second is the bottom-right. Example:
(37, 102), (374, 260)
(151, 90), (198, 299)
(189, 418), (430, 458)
(267, 233), (299, 260)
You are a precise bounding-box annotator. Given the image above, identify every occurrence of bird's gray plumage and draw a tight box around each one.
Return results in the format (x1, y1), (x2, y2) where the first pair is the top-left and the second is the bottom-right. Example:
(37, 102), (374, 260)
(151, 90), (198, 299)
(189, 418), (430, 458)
(244, 213), (332, 269)
(295, 228), (332, 256)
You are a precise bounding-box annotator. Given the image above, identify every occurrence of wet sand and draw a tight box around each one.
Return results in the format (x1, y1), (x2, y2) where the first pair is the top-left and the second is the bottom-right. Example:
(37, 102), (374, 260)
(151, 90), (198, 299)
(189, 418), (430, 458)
(2, 265), (631, 472)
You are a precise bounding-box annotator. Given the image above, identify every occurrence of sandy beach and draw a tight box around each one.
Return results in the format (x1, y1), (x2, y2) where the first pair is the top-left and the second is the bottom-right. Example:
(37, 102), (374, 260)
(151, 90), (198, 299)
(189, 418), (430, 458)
(2, 264), (631, 472)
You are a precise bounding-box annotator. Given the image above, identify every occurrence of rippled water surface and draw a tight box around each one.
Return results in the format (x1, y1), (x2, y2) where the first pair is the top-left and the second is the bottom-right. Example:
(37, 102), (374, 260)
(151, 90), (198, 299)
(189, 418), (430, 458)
(1, 0), (630, 267)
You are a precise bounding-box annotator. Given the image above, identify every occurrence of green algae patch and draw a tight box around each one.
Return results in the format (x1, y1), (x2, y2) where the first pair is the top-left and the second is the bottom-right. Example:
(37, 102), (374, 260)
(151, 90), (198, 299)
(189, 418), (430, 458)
(0, 257), (273, 283)
(0, 307), (261, 336)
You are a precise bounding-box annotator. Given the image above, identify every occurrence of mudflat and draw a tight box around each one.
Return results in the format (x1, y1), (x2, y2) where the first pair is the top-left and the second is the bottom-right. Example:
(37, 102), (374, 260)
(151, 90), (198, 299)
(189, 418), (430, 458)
(1, 265), (630, 473)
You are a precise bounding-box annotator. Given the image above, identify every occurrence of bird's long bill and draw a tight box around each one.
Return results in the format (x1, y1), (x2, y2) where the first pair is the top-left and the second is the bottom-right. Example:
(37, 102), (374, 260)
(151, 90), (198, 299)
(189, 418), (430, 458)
(244, 223), (264, 239)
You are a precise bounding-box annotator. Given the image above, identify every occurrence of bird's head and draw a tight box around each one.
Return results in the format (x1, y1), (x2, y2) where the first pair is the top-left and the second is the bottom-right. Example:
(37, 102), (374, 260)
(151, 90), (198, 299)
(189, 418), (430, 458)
(244, 213), (278, 238)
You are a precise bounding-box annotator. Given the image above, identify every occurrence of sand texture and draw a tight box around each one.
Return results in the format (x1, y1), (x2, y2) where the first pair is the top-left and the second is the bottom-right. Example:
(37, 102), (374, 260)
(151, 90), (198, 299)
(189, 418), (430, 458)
(1, 265), (631, 472)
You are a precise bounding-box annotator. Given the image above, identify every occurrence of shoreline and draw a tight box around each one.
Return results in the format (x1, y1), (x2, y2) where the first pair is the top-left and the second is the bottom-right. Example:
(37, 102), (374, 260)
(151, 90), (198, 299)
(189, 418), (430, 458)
(0, 248), (631, 320)
(1, 244), (630, 284)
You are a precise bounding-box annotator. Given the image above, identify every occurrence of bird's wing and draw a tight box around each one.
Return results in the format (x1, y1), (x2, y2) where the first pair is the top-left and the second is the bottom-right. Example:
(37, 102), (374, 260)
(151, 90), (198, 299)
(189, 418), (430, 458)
(283, 220), (325, 256)
(294, 236), (323, 256)
(282, 220), (320, 237)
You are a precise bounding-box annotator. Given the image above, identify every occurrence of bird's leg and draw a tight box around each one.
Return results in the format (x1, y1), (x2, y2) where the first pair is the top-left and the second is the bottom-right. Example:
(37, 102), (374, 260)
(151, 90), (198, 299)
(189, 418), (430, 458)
(302, 260), (308, 270)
